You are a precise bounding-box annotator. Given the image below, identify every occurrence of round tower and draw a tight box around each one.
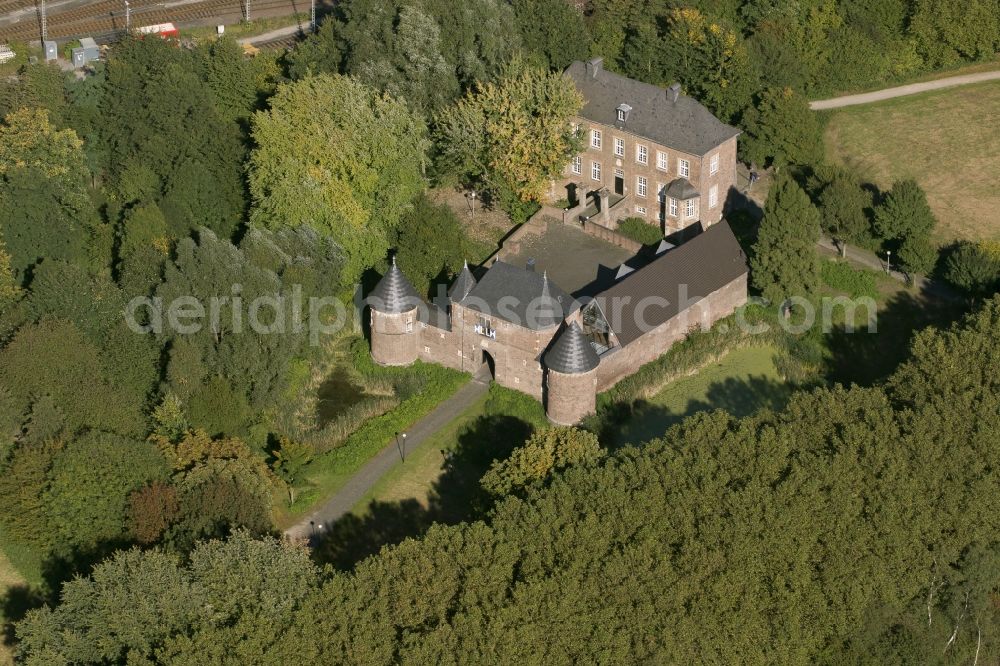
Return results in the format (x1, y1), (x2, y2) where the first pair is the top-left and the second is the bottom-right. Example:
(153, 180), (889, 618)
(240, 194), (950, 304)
(543, 322), (600, 425)
(367, 257), (421, 366)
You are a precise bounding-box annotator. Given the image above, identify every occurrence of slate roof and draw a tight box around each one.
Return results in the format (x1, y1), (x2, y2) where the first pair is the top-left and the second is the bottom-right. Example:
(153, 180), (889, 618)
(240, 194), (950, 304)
(461, 261), (579, 330)
(544, 322), (600, 375)
(367, 258), (422, 314)
(564, 59), (741, 156)
(593, 221), (748, 347)
(448, 261), (477, 302)
(664, 178), (700, 200)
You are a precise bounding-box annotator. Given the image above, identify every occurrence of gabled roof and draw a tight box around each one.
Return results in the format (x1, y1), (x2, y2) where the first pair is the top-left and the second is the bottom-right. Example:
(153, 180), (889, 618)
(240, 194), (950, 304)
(367, 258), (421, 314)
(664, 178), (700, 200)
(448, 261), (477, 302)
(544, 322), (600, 374)
(462, 261), (578, 330)
(564, 59), (741, 156)
(593, 221), (748, 347)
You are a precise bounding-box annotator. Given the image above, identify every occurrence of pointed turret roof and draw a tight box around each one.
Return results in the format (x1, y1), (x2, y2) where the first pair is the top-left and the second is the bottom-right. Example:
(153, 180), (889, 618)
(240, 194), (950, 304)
(534, 271), (564, 329)
(544, 322), (600, 374)
(448, 261), (477, 302)
(367, 257), (421, 314)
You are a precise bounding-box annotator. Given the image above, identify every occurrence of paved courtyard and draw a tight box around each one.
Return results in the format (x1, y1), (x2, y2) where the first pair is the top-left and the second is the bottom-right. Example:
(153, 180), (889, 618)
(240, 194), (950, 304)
(505, 223), (636, 296)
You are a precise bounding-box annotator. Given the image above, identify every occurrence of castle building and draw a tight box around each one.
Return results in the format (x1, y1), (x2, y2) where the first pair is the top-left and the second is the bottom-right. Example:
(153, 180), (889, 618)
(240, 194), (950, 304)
(560, 58), (741, 234)
(367, 222), (749, 425)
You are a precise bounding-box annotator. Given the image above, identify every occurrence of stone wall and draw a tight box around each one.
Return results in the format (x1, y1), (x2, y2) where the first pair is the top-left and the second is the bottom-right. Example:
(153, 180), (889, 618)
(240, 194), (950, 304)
(578, 218), (643, 253)
(417, 319), (464, 371)
(595, 272), (748, 391)
(546, 367), (599, 425)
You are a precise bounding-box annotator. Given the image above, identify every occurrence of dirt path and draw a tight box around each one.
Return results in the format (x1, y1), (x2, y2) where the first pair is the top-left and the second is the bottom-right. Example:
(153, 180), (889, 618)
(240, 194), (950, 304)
(810, 70), (1000, 110)
(284, 369), (491, 543)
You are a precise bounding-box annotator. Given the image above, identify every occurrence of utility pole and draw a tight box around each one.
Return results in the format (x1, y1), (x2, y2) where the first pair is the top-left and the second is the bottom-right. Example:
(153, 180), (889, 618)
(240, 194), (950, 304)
(310, 0), (316, 32)
(38, 0), (47, 42)
(124, 0), (130, 32)
(243, 0), (250, 22)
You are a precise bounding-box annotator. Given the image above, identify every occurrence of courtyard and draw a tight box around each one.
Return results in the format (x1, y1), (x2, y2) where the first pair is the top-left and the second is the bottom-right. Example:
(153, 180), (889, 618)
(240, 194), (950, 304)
(503, 221), (636, 296)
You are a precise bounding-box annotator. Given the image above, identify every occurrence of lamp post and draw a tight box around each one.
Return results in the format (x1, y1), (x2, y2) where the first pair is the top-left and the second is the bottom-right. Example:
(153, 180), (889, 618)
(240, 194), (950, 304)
(124, 0), (130, 32)
(467, 190), (477, 220)
(885, 250), (892, 275)
(395, 432), (407, 462)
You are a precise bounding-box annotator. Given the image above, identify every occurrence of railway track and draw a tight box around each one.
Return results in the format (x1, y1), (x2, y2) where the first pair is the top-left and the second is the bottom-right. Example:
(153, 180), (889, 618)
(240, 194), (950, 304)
(0, 0), (328, 43)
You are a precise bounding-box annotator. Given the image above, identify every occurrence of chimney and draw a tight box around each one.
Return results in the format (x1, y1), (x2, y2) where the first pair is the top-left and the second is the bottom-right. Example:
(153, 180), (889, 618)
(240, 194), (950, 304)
(585, 57), (604, 78)
(667, 83), (681, 103)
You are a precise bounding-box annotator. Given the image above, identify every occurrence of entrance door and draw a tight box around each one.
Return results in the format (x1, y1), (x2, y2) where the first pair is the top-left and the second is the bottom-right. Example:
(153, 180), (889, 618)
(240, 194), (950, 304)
(614, 169), (624, 196)
(481, 349), (496, 380)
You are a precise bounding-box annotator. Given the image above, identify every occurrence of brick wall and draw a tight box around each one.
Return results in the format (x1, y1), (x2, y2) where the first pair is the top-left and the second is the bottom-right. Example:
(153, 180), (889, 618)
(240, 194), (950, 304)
(416, 302), (559, 400)
(371, 308), (419, 366)
(546, 367), (599, 425)
(595, 273), (748, 391)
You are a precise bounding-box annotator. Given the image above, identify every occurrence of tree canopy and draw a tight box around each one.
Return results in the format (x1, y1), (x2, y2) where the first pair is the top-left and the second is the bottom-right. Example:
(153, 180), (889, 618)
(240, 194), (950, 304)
(249, 73), (426, 276)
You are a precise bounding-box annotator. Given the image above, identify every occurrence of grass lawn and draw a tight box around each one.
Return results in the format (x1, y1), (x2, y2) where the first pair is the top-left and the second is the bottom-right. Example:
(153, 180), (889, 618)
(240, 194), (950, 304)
(351, 391), (491, 512)
(824, 81), (1000, 243)
(614, 345), (790, 447)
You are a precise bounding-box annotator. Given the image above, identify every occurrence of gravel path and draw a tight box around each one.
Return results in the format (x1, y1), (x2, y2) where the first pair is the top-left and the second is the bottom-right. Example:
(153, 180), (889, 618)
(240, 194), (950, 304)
(810, 70), (1000, 110)
(285, 370), (491, 543)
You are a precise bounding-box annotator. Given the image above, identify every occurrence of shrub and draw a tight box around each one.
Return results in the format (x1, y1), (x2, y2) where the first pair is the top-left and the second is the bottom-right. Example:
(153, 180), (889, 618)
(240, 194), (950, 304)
(820, 260), (879, 299)
(617, 217), (663, 245)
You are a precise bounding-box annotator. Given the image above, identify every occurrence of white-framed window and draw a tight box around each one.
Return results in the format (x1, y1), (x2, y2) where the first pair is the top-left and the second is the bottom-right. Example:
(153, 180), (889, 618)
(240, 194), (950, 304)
(591, 129), (602, 149)
(571, 155), (582, 175)
(679, 159), (690, 178)
(592, 160), (602, 181)
(685, 198), (696, 218)
(636, 205), (647, 215)
(669, 198), (678, 217)
(636, 144), (648, 165)
(657, 150), (668, 170)
(709, 184), (719, 209)
(406, 319), (414, 332)
(636, 176), (647, 198)
(424, 346), (430, 353)
(616, 108), (626, 122)
(614, 137), (624, 157)
(710, 153), (719, 175)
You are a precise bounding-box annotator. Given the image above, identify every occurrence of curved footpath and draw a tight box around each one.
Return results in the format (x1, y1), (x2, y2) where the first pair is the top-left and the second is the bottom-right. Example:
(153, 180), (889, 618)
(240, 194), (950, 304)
(810, 70), (1000, 110)
(284, 368), (491, 544)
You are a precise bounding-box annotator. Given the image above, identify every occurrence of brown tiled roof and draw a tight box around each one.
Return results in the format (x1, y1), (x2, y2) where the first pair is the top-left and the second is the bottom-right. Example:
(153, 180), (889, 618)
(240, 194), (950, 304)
(592, 221), (747, 346)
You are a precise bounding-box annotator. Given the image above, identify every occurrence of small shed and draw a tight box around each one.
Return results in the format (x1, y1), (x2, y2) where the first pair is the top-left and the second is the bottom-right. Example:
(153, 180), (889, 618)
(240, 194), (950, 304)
(79, 37), (99, 61)
(71, 37), (101, 68)
(43, 40), (58, 62)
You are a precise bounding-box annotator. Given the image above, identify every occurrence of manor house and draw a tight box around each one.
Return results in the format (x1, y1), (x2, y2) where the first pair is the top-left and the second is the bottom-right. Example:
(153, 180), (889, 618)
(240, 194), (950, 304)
(367, 61), (748, 425)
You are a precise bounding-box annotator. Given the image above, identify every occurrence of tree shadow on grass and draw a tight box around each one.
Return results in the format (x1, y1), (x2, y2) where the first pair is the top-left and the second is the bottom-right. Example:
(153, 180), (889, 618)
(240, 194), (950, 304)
(312, 413), (536, 571)
(0, 538), (132, 654)
(825, 285), (966, 387)
(612, 373), (792, 447)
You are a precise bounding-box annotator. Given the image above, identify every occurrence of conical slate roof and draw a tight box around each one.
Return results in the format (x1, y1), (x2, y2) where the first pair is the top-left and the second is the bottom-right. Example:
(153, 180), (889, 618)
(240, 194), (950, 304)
(544, 322), (600, 374)
(534, 272), (564, 329)
(368, 257), (421, 313)
(448, 261), (476, 302)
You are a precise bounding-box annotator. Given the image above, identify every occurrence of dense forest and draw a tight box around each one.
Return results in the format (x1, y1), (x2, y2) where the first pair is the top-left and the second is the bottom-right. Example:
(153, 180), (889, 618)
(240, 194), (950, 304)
(0, 0), (998, 662)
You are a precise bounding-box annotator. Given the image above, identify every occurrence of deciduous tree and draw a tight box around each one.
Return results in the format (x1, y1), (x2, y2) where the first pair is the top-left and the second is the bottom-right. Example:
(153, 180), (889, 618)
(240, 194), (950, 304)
(249, 73), (426, 277)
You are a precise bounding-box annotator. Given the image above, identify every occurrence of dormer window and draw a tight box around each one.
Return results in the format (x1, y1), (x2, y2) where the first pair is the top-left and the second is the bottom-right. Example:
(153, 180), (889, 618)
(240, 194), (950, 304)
(616, 103), (632, 123)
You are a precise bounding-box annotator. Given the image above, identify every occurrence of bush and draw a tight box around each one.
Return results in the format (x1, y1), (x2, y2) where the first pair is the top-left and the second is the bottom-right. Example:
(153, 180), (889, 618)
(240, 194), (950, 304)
(820, 260), (879, 299)
(617, 217), (663, 245)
